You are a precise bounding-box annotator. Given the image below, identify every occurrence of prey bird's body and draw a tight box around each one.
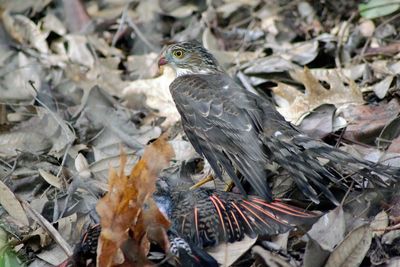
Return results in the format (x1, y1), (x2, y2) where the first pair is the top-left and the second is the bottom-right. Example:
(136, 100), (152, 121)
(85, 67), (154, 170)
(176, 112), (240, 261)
(159, 41), (399, 204)
(65, 173), (317, 267)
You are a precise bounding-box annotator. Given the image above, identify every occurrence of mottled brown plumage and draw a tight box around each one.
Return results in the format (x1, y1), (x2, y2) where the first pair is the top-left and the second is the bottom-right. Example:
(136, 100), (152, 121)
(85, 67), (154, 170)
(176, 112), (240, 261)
(159, 41), (400, 204)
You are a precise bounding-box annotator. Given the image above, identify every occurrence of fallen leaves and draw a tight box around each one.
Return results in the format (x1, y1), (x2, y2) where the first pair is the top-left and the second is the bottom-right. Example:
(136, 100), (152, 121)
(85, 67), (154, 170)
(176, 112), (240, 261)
(122, 67), (180, 127)
(0, 227), (25, 267)
(325, 224), (372, 267)
(0, 180), (29, 226)
(307, 207), (346, 252)
(273, 67), (364, 124)
(1, 0), (400, 266)
(208, 235), (257, 267)
(20, 199), (73, 261)
(2, 12), (49, 54)
(341, 98), (400, 145)
(95, 134), (174, 267)
(0, 106), (75, 158)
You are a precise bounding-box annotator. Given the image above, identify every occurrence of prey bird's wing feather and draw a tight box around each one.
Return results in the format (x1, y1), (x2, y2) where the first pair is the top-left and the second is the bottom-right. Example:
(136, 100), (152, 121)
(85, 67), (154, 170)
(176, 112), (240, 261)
(171, 188), (318, 247)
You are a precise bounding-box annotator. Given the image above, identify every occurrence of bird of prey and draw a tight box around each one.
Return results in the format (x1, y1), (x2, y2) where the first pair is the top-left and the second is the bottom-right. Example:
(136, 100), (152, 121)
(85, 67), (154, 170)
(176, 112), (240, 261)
(158, 41), (400, 204)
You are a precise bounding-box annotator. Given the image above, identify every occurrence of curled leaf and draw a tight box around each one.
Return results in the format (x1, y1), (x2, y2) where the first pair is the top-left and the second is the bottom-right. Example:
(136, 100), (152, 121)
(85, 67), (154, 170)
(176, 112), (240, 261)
(96, 134), (174, 267)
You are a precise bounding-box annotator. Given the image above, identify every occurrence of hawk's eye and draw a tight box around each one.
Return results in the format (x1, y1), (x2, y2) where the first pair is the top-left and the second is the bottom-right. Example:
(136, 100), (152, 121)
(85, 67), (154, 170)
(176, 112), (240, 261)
(173, 50), (184, 58)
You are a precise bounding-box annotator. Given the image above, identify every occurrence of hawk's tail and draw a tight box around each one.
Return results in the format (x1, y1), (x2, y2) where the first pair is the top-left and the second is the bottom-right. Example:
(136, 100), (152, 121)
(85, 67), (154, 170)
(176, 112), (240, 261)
(263, 133), (400, 204)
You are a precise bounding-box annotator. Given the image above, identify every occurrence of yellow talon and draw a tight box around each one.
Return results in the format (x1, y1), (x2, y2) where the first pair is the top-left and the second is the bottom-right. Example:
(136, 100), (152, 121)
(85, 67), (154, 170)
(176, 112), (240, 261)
(224, 181), (234, 192)
(190, 175), (214, 190)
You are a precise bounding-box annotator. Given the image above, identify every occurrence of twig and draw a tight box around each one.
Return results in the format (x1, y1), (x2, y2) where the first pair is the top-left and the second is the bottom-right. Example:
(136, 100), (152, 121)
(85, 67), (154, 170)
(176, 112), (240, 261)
(335, 11), (357, 83)
(28, 81), (75, 181)
(334, 127), (347, 148)
(237, 71), (258, 95)
(19, 198), (73, 257)
(112, 3), (130, 47)
(340, 180), (354, 206)
(126, 17), (158, 52)
(0, 156), (19, 183)
(372, 222), (400, 232)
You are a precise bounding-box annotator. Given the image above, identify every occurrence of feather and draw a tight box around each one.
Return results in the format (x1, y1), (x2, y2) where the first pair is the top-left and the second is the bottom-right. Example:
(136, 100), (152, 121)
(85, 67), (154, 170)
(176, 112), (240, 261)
(167, 41), (400, 205)
(171, 188), (318, 246)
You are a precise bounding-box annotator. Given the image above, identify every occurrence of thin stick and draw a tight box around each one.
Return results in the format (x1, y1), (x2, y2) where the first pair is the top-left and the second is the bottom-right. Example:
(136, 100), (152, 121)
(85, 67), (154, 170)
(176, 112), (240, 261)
(126, 17), (158, 52)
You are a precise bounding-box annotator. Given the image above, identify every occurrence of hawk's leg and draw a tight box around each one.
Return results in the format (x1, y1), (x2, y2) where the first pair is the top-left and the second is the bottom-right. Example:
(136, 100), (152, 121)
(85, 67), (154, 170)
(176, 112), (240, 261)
(189, 174), (214, 189)
(190, 174), (241, 193)
(224, 181), (235, 191)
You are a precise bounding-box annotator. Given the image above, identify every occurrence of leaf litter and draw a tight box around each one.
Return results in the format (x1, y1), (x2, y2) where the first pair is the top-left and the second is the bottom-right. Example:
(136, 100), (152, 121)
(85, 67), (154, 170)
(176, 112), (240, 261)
(0, 0), (400, 267)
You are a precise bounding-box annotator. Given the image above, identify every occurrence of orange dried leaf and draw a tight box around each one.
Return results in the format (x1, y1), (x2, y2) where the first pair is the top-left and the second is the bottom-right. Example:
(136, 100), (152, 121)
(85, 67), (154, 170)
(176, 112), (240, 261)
(96, 134), (174, 267)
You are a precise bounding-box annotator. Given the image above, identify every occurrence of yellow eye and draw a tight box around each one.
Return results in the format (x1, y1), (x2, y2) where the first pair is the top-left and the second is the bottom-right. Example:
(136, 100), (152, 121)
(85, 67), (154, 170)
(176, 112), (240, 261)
(173, 50), (184, 58)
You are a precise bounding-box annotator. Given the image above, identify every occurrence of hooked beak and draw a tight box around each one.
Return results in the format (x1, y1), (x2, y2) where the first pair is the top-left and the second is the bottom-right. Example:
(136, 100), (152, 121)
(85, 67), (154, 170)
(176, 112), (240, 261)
(158, 56), (168, 66)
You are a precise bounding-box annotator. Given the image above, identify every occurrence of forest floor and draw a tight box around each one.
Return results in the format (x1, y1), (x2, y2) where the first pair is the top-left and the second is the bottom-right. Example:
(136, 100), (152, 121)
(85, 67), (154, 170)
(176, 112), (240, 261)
(0, 0), (400, 266)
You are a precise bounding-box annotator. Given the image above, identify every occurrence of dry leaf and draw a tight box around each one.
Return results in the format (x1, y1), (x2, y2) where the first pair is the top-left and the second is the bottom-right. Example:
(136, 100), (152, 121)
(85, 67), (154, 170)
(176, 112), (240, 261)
(252, 245), (293, 267)
(273, 67), (364, 124)
(64, 35), (94, 68)
(243, 55), (297, 74)
(20, 199), (73, 256)
(37, 245), (69, 266)
(370, 211), (389, 237)
(96, 134), (174, 267)
(207, 235), (257, 267)
(325, 224), (372, 267)
(382, 229), (400, 245)
(307, 64), (367, 83)
(2, 12), (49, 53)
(373, 75), (394, 99)
(38, 169), (63, 189)
(75, 153), (91, 179)
(341, 98), (400, 144)
(307, 207), (345, 252)
(299, 104), (335, 138)
(122, 67), (180, 127)
(303, 237), (331, 267)
(0, 180), (29, 226)
(0, 52), (42, 101)
(266, 39), (319, 65)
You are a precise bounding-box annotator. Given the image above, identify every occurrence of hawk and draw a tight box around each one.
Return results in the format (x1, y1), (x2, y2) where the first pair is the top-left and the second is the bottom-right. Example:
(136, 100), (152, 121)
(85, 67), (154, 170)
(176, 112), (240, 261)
(158, 41), (399, 204)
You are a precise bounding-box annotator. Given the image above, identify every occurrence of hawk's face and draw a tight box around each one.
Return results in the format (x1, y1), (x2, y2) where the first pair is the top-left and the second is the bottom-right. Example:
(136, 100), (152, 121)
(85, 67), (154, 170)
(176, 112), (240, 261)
(158, 41), (222, 76)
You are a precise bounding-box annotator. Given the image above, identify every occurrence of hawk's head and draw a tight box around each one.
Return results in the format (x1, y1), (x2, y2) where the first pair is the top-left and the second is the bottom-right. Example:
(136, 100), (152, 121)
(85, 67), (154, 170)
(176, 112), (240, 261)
(158, 41), (223, 76)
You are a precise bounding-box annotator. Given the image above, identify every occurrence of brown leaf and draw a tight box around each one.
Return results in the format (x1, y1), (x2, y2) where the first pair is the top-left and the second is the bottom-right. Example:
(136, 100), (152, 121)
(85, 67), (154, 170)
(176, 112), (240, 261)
(2, 12), (49, 53)
(122, 67), (180, 127)
(208, 235), (257, 267)
(96, 134), (174, 267)
(342, 98), (400, 145)
(325, 224), (372, 267)
(0, 180), (29, 226)
(273, 67), (364, 124)
(307, 207), (345, 252)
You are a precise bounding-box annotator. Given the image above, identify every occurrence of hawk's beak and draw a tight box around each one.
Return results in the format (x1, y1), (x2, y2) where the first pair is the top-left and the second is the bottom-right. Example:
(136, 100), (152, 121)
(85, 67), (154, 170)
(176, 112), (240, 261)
(158, 56), (168, 66)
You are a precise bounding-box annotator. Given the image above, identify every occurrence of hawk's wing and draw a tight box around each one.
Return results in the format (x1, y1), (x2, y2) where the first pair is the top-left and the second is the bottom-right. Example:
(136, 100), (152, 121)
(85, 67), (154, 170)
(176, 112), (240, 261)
(170, 73), (400, 205)
(170, 73), (272, 200)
